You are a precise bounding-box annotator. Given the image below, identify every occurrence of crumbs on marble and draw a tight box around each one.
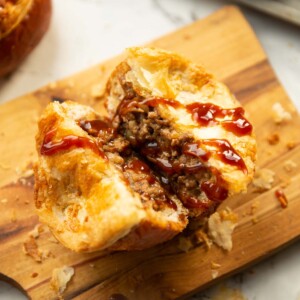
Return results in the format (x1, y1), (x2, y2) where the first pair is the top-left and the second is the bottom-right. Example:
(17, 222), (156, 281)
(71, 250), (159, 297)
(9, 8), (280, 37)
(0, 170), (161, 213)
(211, 285), (247, 300)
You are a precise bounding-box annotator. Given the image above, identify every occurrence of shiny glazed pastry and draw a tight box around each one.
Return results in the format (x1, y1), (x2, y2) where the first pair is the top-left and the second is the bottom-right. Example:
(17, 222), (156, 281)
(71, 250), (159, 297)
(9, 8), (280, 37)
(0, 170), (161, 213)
(34, 101), (188, 252)
(0, 0), (52, 77)
(106, 47), (256, 217)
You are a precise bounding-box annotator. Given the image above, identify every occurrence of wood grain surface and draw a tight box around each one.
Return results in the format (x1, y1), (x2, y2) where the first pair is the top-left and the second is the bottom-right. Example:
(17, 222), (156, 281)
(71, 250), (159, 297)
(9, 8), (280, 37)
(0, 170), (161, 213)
(0, 6), (299, 300)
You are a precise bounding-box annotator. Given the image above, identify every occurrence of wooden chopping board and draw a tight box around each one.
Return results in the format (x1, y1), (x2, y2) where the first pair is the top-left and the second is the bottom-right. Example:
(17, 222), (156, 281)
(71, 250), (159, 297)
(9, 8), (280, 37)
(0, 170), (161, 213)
(0, 6), (299, 300)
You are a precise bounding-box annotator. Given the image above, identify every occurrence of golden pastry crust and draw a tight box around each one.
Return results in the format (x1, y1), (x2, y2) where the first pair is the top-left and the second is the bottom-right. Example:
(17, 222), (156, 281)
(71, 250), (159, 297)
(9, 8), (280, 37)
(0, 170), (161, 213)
(106, 47), (256, 216)
(35, 101), (187, 252)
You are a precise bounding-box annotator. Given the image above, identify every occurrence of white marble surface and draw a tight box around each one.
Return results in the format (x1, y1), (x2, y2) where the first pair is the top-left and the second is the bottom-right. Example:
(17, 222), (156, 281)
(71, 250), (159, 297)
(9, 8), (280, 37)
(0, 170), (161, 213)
(0, 0), (300, 299)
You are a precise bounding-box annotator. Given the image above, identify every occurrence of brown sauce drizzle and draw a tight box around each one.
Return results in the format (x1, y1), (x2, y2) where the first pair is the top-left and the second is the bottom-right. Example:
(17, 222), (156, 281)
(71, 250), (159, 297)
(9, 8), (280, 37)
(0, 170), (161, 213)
(123, 157), (177, 210)
(119, 97), (252, 137)
(182, 142), (210, 161)
(41, 128), (106, 158)
(119, 97), (250, 174)
(186, 102), (252, 136)
(203, 139), (247, 174)
(201, 181), (228, 202)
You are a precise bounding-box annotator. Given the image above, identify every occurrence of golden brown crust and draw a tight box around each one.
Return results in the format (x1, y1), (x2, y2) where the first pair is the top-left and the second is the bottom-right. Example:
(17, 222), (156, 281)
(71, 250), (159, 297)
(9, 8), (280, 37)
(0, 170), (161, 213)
(0, 0), (52, 77)
(35, 101), (187, 252)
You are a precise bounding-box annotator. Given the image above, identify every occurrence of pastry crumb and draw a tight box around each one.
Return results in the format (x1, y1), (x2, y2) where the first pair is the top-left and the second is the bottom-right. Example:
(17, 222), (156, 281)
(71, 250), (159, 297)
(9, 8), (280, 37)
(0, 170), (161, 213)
(250, 200), (260, 215)
(29, 224), (44, 239)
(286, 141), (296, 150)
(267, 133), (280, 145)
(211, 270), (219, 279)
(212, 285), (247, 300)
(251, 217), (258, 224)
(91, 83), (105, 99)
(1, 198), (8, 204)
(252, 168), (275, 191)
(271, 102), (292, 124)
(194, 229), (212, 249)
(211, 261), (221, 269)
(50, 266), (74, 295)
(31, 272), (39, 278)
(177, 236), (194, 252)
(283, 160), (297, 172)
(23, 236), (42, 262)
(208, 208), (238, 251)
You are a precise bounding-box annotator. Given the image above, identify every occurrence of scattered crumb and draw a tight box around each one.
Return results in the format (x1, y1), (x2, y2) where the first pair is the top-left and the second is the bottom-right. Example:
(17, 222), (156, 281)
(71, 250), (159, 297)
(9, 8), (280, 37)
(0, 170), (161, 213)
(283, 160), (297, 172)
(24, 200), (30, 205)
(271, 102), (292, 124)
(279, 177), (291, 188)
(267, 133), (280, 145)
(23, 236), (42, 262)
(211, 261), (221, 269)
(42, 249), (55, 259)
(251, 217), (258, 224)
(275, 189), (288, 208)
(22, 168), (34, 178)
(286, 141), (296, 150)
(1, 198), (8, 204)
(51, 266), (74, 295)
(31, 272), (38, 278)
(177, 236), (194, 252)
(19, 178), (27, 186)
(29, 224), (44, 239)
(211, 270), (219, 279)
(252, 168), (275, 191)
(212, 285), (247, 300)
(250, 200), (260, 215)
(208, 208), (238, 251)
(89, 264), (95, 268)
(194, 229), (212, 249)
(91, 83), (105, 99)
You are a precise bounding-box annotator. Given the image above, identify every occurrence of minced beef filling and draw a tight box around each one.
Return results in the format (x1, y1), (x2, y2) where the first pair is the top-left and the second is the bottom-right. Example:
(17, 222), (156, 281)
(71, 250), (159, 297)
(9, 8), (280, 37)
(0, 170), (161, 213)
(79, 120), (176, 211)
(117, 101), (220, 212)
